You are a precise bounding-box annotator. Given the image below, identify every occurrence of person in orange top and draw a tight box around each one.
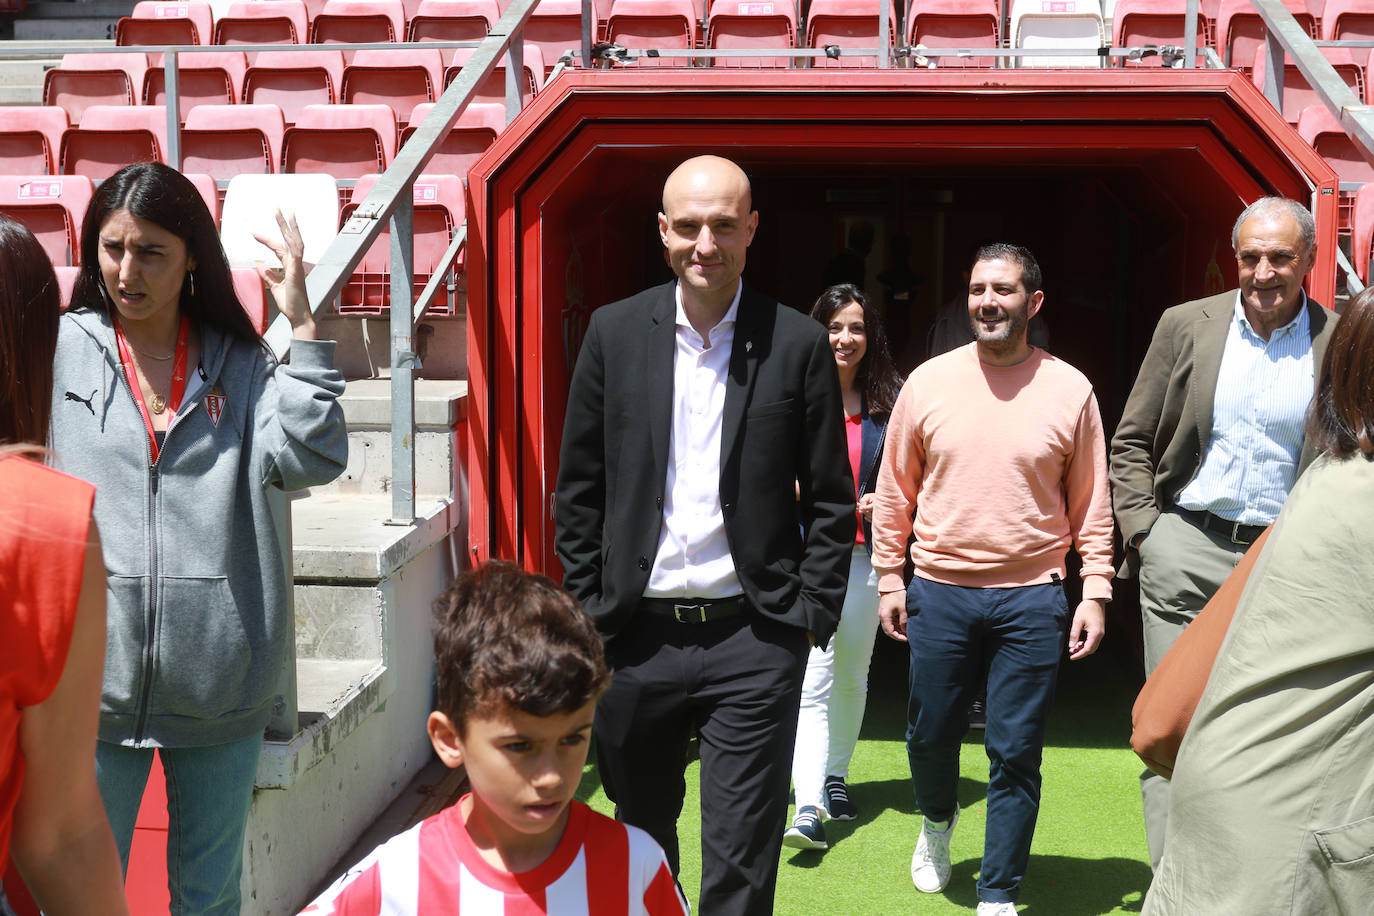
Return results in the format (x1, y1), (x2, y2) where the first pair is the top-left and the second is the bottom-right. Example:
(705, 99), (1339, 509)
(0, 214), (128, 914)
(870, 243), (1113, 916)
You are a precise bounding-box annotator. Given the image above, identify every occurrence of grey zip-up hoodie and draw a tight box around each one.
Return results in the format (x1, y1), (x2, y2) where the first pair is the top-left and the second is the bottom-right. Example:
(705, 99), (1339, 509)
(50, 308), (348, 748)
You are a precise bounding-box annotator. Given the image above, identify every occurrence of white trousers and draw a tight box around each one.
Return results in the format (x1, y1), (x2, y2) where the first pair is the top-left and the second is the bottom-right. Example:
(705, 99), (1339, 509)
(791, 544), (880, 810)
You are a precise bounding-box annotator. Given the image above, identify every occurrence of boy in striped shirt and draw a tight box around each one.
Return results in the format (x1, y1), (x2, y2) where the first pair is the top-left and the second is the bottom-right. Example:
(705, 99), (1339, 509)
(302, 562), (689, 916)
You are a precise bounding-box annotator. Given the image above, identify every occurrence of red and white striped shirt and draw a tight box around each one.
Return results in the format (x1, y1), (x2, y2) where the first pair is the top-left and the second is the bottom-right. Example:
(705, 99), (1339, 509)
(301, 799), (687, 916)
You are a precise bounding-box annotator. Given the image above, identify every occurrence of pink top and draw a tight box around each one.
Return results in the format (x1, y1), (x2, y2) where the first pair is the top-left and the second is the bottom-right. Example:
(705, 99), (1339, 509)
(870, 345), (1114, 600)
(845, 412), (864, 545)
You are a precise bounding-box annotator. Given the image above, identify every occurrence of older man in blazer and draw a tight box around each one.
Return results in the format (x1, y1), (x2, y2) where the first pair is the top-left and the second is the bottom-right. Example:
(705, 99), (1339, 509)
(555, 155), (854, 915)
(1111, 196), (1335, 871)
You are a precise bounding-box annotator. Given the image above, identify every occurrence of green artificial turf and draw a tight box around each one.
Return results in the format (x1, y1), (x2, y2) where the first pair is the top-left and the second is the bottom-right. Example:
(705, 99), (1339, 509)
(577, 635), (1153, 915)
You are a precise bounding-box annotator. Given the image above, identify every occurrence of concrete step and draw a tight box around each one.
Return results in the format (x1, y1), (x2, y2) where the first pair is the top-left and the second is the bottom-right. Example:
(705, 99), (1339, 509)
(0, 38), (108, 103)
(325, 378), (467, 501)
(12, 17), (120, 40)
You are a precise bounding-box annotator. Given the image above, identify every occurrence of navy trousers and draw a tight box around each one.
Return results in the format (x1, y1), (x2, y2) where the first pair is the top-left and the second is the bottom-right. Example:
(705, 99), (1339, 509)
(904, 576), (1069, 905)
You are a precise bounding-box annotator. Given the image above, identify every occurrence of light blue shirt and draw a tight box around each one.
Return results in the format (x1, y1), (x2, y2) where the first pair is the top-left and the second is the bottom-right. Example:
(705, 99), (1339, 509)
(1176, 293), (1313, 525)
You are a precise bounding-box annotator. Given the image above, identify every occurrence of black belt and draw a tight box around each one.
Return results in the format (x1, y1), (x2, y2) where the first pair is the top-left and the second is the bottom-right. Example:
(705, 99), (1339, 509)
(641, 595), (749, 624)
(1175, 507), (1267, 546)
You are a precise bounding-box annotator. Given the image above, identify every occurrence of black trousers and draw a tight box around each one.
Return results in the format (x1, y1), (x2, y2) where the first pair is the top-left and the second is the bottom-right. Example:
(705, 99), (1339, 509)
(594, 608), (809, 916)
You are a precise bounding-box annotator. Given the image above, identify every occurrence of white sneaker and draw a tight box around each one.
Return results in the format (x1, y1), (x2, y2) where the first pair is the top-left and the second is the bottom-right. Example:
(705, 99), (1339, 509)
(976, 903), (1017, 916)
(910, 808), (959, 893)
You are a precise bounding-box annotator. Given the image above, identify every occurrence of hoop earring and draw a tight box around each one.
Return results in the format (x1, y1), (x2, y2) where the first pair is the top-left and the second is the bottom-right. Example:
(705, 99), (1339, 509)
(187, 271), (196, 297)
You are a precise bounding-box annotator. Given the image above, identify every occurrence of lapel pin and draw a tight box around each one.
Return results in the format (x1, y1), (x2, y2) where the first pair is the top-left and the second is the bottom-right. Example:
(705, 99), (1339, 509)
(745, 340), (753, 352)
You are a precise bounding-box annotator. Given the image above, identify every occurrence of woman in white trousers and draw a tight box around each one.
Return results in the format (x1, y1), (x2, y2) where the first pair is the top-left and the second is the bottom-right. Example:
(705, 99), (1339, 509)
(785, 283), (904, 851)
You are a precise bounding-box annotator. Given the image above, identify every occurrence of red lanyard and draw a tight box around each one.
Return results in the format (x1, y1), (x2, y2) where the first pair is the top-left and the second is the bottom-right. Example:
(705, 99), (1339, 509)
(113, 313), (191, 465)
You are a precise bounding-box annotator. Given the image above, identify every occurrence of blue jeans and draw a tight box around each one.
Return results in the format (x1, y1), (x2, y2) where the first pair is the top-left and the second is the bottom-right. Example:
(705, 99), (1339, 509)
(904, 577), (1068, 905)
(96, 733), (264, 916)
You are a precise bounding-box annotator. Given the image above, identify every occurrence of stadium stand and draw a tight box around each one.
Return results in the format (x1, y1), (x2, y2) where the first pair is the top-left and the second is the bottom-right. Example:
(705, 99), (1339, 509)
(1008, 0), (1107, 68)
(0, 106), (69, 175)
(1322, 0), (1374, 66)
(114, 0), (216, 46)
(213, 0), (311, 45)
(805, 0), (898, 68)
(58, 104), (169, 180)
(341, 48), (446, 127)
(401, 100), (505, 176)
(243, 49), (346, 123)
(407, 0), (501, 41)
(906, 0), (999, 69)
(42, 52), (147, 125)
(338, 172), (464, 314)
(181, 103), (288, 180)
(143, 50), (249, 120)
(706, 0), (798, 69)
(445, 44), (542, 105)
(0, 174), (94, 266)
(1252, 45), (1363, 125)
(1110, 0), (1210, 68)
(280, 102), (398, 185)
(1215, 0), (1317, 69)
(604, 0), (702, 66)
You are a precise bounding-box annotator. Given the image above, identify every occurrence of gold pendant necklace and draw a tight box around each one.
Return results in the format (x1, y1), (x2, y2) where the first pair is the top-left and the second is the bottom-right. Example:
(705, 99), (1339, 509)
(150, 394), (167, 415)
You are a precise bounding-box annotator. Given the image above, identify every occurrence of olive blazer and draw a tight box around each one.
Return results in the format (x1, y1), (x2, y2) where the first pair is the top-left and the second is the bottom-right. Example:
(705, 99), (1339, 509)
(1109, 289), (1335, 576)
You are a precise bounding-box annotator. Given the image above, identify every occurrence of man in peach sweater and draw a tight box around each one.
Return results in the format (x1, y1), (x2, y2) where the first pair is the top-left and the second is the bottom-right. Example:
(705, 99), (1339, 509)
(871, 243), (1114, 916)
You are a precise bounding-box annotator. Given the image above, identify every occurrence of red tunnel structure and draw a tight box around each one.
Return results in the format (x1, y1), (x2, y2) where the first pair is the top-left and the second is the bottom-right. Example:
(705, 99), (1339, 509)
(462, 67), (1339, 574)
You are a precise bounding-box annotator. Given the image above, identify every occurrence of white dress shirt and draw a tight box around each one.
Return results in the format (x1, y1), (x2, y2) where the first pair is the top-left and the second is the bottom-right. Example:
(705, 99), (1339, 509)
(644, 281), (744, 599)
(1176, 292), (1314, 525)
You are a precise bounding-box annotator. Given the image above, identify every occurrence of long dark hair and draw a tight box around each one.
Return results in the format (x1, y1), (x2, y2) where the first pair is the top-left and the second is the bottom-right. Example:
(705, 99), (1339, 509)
(71, 162), (261, 347)
(1309, 289), (1374, 460)
(0, 215), (61, 445)
(811, 283), (903, 416)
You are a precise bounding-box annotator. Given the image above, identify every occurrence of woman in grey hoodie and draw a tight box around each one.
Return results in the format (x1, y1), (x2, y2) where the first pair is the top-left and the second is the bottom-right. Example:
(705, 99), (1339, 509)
(48, 162), (348, 915)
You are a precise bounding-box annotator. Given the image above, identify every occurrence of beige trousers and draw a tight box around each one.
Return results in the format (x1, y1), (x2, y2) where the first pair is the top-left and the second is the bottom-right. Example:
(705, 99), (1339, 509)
(1136, 509), (1247, 870)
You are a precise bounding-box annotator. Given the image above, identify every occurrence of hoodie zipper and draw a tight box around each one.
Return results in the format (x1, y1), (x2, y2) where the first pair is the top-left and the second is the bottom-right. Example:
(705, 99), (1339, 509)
(125, 366), (202, 744)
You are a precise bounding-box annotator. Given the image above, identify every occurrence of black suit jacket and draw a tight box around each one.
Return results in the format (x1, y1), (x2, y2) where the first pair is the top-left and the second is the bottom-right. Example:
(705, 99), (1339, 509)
(554, 280), (856, 647)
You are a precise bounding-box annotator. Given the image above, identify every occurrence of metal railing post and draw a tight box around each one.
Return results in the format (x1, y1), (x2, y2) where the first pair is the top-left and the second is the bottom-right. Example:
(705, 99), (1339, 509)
(506, 36), (524, 123)
(388, 192), (418, 525)
(1185, 0), (1199, 68)
(1264, 29), (1285, 110)
(581, 0), (593, 68)
(878, 0), (889, 69)
(164, 49), (181, 169)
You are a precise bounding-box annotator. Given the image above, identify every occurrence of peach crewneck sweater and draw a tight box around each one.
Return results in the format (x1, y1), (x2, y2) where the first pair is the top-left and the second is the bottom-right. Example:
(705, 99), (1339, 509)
(870, 344), (1114, 600)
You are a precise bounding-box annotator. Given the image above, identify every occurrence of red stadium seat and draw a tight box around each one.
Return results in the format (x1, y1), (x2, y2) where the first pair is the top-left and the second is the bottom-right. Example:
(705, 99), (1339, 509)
(55, 265), (80, 308)
(806, 0), (897, 68)
(0, 106), (70, 174)
(243, 50), (345, 124)
(906, 0), (998, 69)
(1111, 0), (1209, 68)
(1008, 0), (1105, 68)
(281, 103), (398, 180)
(184, 171), (221, 224)
(1323, 0), (1374, 66)
(403, 100), (505, 177)
(310, 0), (406, 48)
(605, 0), (701, 67)
(1252, 46), (1363, 125)
(1351, 182), (1374, 280)
(445, 44), (543, 106)
(1216, 0), (1316, 69)
(231, 267), (269, 332)
(1297, 103), (1374, 186)
(0, 175), (95, 266)
(59, 105), (169, 180)
(521, 0), (606, 75)
(342, 49), (445, 127)
(143, 50), (248, 120)
(213, 0), (309, 45)
(115, 0), (215, 46)
(182, 103), (287, 180)
(407, 0), (501, 41)
(706, 0), (797, 68)
(339, 172), (465, 315)
(43, 53), (147, 125)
